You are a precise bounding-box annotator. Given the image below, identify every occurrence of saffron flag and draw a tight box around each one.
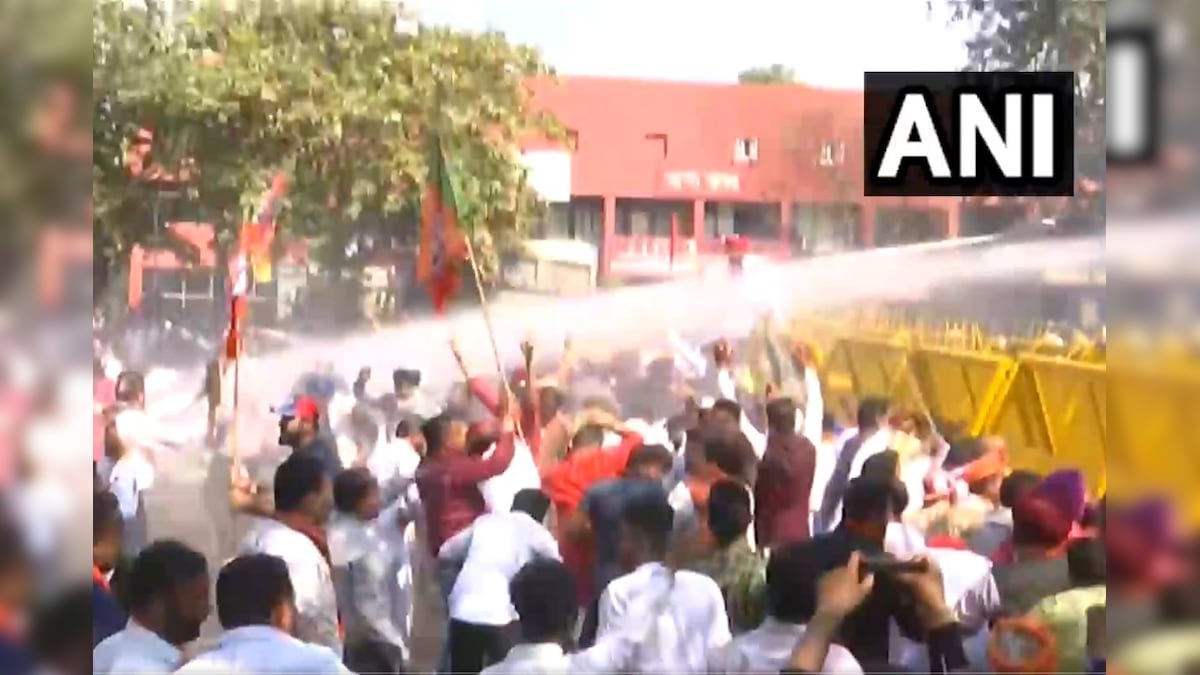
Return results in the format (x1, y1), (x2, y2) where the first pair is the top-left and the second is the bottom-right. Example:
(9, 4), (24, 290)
(418, 136), (468, 314)
(225, 295), (248, 360)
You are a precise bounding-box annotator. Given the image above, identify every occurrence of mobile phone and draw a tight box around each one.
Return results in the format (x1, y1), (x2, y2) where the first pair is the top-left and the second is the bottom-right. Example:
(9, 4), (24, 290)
(860, 554), (929, 577)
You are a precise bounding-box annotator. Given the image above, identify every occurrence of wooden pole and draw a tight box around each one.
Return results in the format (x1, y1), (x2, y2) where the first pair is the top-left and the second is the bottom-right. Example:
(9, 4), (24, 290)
(464, 237), (512, 402)
(229, 298), (247, 474)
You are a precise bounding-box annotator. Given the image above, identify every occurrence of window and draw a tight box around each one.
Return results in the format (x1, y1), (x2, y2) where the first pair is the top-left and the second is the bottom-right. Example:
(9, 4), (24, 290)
(818, 140), (846, 167)
(734, 137), (759, 164)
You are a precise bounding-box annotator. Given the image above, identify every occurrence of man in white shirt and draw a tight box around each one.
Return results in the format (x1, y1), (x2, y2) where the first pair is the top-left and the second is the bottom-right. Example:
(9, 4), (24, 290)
(818, 397), (892, 533)
(239, 453), (342, 656)
(93, 540), (211, 674)
(706, 542), (863, 674)
(483, 558), (641, 675)
(327, 467), (413, 674)
(439, 488), (561, 674)
(596, 491), (732, 674)
(103, 371), (186, 558)
(177, 554), (352, 674)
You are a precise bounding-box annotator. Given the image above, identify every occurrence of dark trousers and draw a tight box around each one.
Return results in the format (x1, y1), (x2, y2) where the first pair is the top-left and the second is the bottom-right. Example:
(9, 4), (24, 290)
(446, 620), (514, 675)
(345, 640), (405, 675)
(578, 597), (600, 648)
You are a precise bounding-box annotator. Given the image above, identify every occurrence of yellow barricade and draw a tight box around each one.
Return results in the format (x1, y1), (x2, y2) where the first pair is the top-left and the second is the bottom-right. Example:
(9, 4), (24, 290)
(980, 356), (1107, 498)
(1107, 361), (1200, 525)
(793, 316), (1200, 522)
(822, 336), (924, 425)
(908, 346), (1016, 440)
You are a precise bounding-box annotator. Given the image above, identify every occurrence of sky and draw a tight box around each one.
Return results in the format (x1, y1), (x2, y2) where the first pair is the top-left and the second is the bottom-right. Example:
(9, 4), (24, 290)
(414, 0), (972, 89)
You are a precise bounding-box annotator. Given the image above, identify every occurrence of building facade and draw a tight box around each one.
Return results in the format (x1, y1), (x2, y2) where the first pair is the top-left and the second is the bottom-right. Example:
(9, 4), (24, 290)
(518, 76), (962, 280)
(120, 74), (972, 315)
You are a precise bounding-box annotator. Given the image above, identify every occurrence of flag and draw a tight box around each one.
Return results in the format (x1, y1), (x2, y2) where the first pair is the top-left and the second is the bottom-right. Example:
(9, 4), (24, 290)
(228, 252), (250, 297)
(418, 135), (468, 314)
(225, 295), (248, 360)
(240, 172), (288, 284)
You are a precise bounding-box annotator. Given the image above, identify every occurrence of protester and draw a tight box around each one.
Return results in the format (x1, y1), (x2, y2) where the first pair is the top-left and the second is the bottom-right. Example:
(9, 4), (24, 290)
(968, 468), (1042, 557)
(481, 557), (643, 674)
(818, 396), (891, 531)
(103, 372), (160, 558)
(175, 554), (352, 674)
(1025, 536), (1107, 672)
(439, 488), (561, 674)
(754, 395), (817, 549)
(416, 404), (517, 559)
(327, 467), (411, 674)
(275, 395), (342, 479)
(686, 478), (766, 633)
(991, 470), (1086, 615)
(540, 409), (644, 616)
(92, 491), (127, 646)
(33, 312), (1191, 675)
(92, 539), (210, 674)
(595, 491), (731, 673)
(239, 452), (342, 656)
(571, 443), (675, 645)
(708, 544), (867, 673)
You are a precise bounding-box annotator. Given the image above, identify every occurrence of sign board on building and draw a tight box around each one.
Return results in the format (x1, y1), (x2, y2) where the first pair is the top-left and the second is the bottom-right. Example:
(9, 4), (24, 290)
(661, 170), (741, 194)
(520, 150), (572, 203)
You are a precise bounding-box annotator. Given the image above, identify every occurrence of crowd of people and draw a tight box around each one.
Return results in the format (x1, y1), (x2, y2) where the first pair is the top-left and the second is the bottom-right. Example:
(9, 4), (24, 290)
(0, 318), (1193, 675)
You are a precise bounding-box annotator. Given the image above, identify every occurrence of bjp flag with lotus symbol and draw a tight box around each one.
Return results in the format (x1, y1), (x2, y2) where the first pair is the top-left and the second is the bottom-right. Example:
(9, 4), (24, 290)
(418, 136), (468, 314)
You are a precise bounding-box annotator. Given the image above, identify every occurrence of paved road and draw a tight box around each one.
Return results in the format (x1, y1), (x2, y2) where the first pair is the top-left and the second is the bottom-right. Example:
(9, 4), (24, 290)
(143, 443), (447, 670)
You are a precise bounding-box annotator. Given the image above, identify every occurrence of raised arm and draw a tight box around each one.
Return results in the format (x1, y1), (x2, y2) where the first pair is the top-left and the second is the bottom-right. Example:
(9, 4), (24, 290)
(798, 353), (824, 447)
(717, 366), (766, 458)
(451, 412), (517, 486)
(450, 338), (504, 415)
(667, 329), (708, 379)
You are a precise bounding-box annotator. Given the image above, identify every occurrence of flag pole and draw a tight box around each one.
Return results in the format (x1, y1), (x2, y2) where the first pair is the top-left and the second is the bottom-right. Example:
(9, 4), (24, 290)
(230, 300), (246, 472)
(463, 237), (513, 403)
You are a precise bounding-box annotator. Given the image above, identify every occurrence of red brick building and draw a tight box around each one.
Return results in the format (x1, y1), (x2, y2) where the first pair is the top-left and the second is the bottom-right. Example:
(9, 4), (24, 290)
(520, 76), (962, 279)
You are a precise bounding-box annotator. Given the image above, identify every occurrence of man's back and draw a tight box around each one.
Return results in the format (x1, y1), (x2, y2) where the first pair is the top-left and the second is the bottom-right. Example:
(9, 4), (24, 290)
(176, 626), (350, 674)
(818, 432), (868, 531)
(755, 433), (817, 547)
(239, 518), (342, 655)
(582, 477), (666, 595)
(598, 562), (731, 674)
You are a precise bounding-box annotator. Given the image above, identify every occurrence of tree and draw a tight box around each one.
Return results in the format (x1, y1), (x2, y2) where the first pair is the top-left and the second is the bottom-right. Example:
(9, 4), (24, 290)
(738, 64), (796, 85)
(941, 0), (1105, 179)
(93, 0), (562, 289)
(0, 0), (91, 288)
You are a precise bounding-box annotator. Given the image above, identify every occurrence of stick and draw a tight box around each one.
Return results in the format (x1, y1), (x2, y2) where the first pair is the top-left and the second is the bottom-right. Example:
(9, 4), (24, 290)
(464, 237), (513, 403)
(229, 299), (248, 479)
(463, 238), (527, 445)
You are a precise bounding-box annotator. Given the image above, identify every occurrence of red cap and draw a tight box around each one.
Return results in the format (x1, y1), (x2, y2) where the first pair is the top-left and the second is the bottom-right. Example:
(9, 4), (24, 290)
(295, 396), (320, 421)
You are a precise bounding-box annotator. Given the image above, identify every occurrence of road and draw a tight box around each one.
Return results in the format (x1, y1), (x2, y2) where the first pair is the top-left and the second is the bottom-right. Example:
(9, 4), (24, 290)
(138, 396), (446, 670)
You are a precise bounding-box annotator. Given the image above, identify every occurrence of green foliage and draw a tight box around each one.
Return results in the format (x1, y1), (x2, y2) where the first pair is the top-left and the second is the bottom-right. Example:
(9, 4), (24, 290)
(93, 0), (562, 279)
(941, 0), (1105, 176)
(737, 64), (796, 85)
(0, 0), (91, 267)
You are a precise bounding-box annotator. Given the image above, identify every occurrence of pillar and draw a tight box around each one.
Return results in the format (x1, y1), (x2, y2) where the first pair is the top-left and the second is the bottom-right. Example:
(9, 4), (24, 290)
(599, 194), (616, 280)
(129, 245), (146, 309)
(779, 201), (792, 246)
(860, 202), (876, 248)
(692, 199), (706, 243)
(945, 204), (961, 239)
